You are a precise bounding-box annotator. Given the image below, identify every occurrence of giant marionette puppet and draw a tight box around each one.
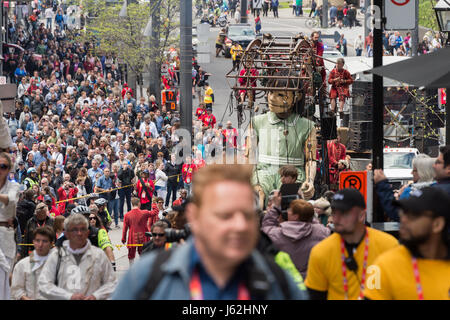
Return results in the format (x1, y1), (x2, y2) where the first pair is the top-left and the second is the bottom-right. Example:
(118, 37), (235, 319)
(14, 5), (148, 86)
(227, 34), (325, 208)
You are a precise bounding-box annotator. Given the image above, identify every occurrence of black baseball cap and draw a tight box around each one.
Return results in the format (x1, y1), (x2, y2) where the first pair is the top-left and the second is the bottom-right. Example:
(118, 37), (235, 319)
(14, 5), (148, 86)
(393, 187), (450, 220)
(331, 188), (366, 212)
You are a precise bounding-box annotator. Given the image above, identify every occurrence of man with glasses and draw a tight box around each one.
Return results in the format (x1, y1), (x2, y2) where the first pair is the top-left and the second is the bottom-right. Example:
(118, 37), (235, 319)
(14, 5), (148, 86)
(122, 197), (158, 265)
(39, 213), (117, 300)
(142, 221), (170, 254)
(13, 129), (23, 143)
(20, 202), (54, 259)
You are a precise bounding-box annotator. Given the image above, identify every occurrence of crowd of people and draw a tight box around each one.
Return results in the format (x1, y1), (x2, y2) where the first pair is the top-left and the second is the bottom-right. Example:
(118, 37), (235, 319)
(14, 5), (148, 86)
(0, 0), (448, 302)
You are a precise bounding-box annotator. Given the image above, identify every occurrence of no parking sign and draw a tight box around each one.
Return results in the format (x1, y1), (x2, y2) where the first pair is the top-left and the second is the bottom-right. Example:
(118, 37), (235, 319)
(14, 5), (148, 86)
(339, 171), (368, 204)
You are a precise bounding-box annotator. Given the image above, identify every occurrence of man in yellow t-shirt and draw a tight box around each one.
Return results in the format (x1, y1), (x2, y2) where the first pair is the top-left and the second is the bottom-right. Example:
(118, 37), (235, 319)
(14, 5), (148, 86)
(203, 82), (214, 110)
(364, 187), (450, 300)
(230, 41), (243, 72)
(305, 188), (399, 300)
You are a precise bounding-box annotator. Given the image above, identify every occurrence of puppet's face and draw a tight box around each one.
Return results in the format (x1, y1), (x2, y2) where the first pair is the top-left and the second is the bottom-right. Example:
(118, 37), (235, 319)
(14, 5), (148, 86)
(268, 90), (295, 118)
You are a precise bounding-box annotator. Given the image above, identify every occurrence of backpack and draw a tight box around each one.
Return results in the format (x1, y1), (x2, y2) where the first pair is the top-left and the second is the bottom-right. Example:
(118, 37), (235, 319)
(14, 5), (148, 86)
(137, 249), (292, 300)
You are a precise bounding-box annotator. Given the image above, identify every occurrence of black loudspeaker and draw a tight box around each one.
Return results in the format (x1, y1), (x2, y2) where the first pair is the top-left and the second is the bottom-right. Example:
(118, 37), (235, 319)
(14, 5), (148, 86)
(320, 116), (337, 140)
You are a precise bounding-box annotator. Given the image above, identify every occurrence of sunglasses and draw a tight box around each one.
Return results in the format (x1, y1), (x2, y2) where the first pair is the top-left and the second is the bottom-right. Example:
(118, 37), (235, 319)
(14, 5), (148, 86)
(0, 164), (9, 170)
(89, 216), (96, 220)
(152, 233), (165, 237)
(158, 201), (164, 204)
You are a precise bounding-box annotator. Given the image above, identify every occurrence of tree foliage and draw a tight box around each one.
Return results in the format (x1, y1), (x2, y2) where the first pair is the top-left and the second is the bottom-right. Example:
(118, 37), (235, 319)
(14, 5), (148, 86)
(76, 0), (180, 78)
(419, 0), (439, 31)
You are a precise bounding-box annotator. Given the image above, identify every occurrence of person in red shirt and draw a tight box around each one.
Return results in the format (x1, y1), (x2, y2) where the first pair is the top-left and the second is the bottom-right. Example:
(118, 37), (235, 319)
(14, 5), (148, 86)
(327, 135), (347, 189)
(311, 31), (326, 83)
(193, 150), (206, 169)
(328, 58), (353, 116)
(195, 103), (207, 121)
(122, 197), (159, 264)
(43, 195), (61, 218)
(201, 108), (216, 129)
(121, 83), (133, 99)
(182, 155), (197, 194)
(238, 63), (259, 109)
(172, 189), (188, 207)
(136, 169), (155, 211)
(222, 121), (238, 155)
(57, 181), (78, 215)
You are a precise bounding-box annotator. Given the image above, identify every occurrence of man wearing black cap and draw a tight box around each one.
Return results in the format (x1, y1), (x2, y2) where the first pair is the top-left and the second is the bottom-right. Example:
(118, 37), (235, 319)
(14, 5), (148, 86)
(305, 188), (398, 300)
(364, 187), (450, 300)
(15, 161), (27, 184)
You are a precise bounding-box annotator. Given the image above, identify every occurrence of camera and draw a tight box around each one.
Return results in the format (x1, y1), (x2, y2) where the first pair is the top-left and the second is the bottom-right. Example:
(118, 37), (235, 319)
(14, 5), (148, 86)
(280, 183), (301, 220)
(165, 224), (191, 243)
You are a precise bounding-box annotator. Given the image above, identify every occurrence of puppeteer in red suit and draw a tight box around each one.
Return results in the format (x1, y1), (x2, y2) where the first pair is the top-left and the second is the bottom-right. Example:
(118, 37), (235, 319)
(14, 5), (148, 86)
(328, 57), (353, 117)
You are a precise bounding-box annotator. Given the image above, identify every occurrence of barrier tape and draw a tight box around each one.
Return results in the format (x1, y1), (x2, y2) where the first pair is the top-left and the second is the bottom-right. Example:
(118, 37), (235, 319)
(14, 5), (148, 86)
(18, 243), (144, 251)
(54, 173), (183, 204)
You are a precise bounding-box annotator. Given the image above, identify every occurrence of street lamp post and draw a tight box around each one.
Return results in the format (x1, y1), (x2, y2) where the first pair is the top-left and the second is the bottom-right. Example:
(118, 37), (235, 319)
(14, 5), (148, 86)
(434, 0), (450, 46)
(434, 0), (450, 144)
(180, 0), (193, 143)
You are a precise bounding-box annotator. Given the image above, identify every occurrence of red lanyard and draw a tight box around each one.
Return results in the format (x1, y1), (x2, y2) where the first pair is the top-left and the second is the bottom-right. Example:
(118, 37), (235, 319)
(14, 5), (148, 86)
(411, 257), (424, 300)
(189, 268), (250, 300)
(340, 228), (369, 300)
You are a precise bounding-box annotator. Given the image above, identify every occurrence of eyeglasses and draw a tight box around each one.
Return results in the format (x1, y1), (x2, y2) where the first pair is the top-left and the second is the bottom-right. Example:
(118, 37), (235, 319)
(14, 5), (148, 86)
(89, 216), (96, 220)
(67, 227), (88, 233)
(152, 233), (165, 237)
(158, 201), (164, 204)
(0, 164), (9, 170)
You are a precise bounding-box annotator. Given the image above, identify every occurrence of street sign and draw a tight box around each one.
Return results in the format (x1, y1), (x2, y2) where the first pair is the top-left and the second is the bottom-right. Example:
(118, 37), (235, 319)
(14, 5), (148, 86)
(161, 89), (178, 111)
(339, 171), (368, 203)
(0, 77), (6, 85)
(0, 84), (17, 112)
(385, 0), (416, 30)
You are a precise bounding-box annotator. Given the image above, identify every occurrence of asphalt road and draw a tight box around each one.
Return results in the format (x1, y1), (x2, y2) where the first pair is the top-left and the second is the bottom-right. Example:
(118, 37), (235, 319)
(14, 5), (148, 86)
(112, 7), (367, 281)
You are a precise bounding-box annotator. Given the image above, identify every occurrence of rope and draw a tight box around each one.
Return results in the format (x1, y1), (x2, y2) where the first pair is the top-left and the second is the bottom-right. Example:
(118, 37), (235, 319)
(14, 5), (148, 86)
(54, 173), (183, 204)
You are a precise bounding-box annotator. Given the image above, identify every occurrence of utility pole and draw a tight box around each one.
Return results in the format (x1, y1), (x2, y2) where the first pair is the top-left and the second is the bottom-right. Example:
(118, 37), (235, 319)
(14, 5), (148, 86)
(241, 0), (248, 23)
(372, 0), (384, 221)
(322, 0), (328, 29)
(364, 0), (370, 39)
(180, 0), (193, 143)
(149, 0), (161, 104)
(411, 0), (419, 56)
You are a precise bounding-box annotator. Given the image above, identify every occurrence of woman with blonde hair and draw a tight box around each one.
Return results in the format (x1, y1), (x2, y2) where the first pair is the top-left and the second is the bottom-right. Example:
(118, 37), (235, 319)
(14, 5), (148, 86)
(398, 154), (436, 199)
(53, 215), (65, 240)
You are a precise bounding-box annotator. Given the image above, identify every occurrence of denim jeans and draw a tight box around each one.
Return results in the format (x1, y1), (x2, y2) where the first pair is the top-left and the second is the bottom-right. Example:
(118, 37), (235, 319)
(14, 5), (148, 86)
(119, 186), (132, 218)
(155, 186), (167, 204)
(111, 198), (120, 225)
(165, 181), (179, 207)
(184, 183), (192, 196)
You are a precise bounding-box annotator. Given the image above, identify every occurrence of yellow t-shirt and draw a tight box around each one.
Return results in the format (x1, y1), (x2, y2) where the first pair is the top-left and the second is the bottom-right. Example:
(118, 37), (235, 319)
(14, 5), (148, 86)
(230, 45), (243, 61)
(204, 87), (214, 104)
(305, 227), (399, 300)
(363, 245), (450, 300)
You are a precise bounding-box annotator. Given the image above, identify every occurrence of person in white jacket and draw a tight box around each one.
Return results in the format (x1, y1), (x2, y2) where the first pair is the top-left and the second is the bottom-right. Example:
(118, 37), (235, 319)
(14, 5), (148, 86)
(11, 226), (55, 300)
(154, 161), (168, 203)
(38, 213), (117, 300)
